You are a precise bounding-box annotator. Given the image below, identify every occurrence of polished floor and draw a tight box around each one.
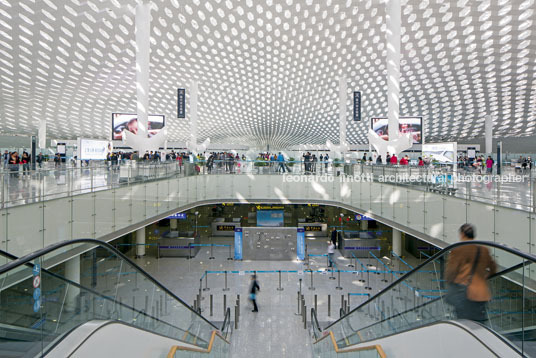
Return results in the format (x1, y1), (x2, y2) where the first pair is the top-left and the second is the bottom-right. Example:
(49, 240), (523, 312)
(130, 236), (421, 357)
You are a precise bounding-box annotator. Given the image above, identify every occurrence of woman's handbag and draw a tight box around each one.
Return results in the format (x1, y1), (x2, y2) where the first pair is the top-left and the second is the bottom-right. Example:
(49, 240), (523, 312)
(445, 247), (480, 306)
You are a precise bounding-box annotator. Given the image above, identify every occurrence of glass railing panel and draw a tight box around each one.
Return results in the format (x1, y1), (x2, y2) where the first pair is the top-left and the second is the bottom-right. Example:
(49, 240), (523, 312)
(326, 242), (536, 356)
(0, 240), (219, 356)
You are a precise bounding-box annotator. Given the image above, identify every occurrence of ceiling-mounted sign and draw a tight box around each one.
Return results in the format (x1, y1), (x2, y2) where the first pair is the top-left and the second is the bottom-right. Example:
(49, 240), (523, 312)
(177, 88), (186, 118)
(353, 91), (361, 121)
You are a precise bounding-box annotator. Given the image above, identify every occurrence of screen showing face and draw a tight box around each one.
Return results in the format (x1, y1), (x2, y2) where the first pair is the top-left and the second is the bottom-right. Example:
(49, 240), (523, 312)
(370, 117), (422, 144)
(112, 113), (165, 140)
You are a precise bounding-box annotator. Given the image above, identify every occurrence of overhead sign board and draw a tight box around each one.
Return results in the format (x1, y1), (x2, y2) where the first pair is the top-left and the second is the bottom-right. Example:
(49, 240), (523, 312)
(177, 88), (186, 118)
(353, 91), (361, 121)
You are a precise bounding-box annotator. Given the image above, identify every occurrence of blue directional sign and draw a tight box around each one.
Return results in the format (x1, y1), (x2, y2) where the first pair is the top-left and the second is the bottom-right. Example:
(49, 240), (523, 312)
(33, 264), (40, 276)
(33, 287), (41, 301)
(33, 298), (41, 313)
(297, 228), (305, 261)
(234, 228), (243, 260)
(167, 213), (187, 220)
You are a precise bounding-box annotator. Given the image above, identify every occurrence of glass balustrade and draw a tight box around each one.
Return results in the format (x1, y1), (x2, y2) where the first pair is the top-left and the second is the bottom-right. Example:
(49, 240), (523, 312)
(0, 239), (221, 357)
(316, 241), (536, 357)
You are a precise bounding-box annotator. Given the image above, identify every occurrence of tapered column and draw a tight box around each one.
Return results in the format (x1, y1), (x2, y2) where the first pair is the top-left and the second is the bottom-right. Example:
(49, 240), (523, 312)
(339, 77), (347, 148)
(190, 81), (199, 152)
(386, 0), (401, 141)
(136, 2), (151, 138)
(485, 115), (493, 154)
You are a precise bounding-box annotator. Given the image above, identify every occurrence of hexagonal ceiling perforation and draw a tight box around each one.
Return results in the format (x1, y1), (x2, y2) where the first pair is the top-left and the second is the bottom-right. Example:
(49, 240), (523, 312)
(0, 0), (534, 149)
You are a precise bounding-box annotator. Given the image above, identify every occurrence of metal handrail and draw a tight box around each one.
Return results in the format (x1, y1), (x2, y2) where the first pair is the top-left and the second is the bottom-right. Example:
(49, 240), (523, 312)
(310, 307), (322, 340)
(221, 307), (231, 340)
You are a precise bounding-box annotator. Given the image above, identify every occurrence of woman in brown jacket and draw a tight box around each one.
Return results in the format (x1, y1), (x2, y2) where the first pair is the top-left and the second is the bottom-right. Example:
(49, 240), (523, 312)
(445, 224), (497, 321)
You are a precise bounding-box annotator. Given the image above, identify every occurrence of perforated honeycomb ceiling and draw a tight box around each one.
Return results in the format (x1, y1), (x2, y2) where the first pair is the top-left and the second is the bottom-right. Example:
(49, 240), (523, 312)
(0, 0), (534, 149)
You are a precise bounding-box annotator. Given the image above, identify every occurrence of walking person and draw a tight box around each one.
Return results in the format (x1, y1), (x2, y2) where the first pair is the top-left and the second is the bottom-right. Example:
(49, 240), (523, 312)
(327, 240), (335, 267)
(485, 156), (493, 174)
(249, 274), (260, 312)
(330, 228), (338, 248)
(445, 224), (497, 322)
(277, 152), (286, 173)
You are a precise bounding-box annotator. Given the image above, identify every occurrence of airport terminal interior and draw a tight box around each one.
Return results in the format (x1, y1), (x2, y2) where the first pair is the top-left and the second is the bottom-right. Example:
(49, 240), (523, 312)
(0, 0), (536, 357)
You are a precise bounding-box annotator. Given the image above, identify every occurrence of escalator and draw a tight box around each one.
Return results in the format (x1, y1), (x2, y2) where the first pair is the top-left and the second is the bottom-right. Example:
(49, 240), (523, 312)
(0, 239), (231, 357)
(311, 241), (536, 357)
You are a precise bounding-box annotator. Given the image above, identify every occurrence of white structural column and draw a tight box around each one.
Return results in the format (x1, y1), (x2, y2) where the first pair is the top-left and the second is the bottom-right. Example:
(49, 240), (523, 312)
(392, 228), (402, 256)
(485, 115), (493, 154)
(65, 255), (80, 309)
(386, 0), (401, 141)
(368, 0), (411, 158)
(339, 77), (347, 147)
(135, 2), (151, 138)
(360, 220), (368, 231)
(136, 227), (146, 257)
(170, 219), (178, 230)
(38, 119), (47, 149)
(189, 81), (199, 153)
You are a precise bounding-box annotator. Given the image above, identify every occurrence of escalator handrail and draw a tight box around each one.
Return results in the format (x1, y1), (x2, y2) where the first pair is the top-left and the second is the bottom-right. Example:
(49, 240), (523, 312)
(324, 240), (536, 331)
(310, 307), (322, 338)
(0, 238), (219, 330)
(221, 307), (231, 339)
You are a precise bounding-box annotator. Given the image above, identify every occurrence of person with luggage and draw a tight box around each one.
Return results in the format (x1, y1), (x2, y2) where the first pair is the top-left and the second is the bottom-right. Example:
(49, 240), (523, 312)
(445, 224), (496, 322)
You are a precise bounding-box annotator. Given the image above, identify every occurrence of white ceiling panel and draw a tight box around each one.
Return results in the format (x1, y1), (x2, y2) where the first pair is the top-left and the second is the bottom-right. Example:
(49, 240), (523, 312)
(0, 0), (534, 148)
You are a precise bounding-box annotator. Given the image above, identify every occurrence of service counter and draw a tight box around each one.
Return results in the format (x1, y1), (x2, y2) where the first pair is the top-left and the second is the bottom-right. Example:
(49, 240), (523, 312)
(211, 221), (241, 237)
(158, 230), (200, 258)
(340, 231), (381, 258)
(297, 222), (327, 237)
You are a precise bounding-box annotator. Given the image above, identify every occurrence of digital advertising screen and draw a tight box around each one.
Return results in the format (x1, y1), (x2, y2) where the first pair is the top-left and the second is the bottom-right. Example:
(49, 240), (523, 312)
(77, 138), (112, 160)
(256, 210), (284, 227)
(422, 142), (457, 164)
(112, 113), (165, 140)
(370, 117), (422, 144)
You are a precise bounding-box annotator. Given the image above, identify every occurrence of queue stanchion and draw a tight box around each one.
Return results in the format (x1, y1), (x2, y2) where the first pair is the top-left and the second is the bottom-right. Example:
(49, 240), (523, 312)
(335, 270), (343, 290)
(277, 270), (284, 291)
(328, 294), (331, 317)
(314, 294), (318, 312)
(329, 265), (336, 280)
(308, 269), (315, 291)
(223, 294), (227, 317)
(203, 271), (210, 292)
(210, 294), (213, 316)
(227, 245), (233, 260)
(223, 270), (230, 291)
(365, 269), (372, 290)
(209, 244), (215, 260)
(188, 243), (192, 260)
(296, 291), (301, 315)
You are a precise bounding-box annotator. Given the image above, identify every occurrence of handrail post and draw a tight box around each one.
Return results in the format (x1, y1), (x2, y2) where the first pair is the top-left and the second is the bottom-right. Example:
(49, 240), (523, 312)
(277, 270), (284, 291)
